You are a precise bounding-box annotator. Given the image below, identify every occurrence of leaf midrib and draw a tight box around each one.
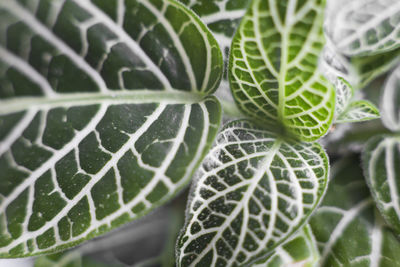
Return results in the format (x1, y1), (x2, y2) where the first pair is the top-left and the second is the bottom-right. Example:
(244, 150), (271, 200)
(0, 90), (206, 115)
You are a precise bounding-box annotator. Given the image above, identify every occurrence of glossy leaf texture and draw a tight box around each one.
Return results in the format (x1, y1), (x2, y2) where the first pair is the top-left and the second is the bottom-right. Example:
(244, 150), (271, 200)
(363, 135), (400, 235)
(229, 0), (335, 141)
(381, 65), (400, 132)
(179, 0), (251, 103)
(0, 0), (223, 257)
(310, 156), (400, 267)
(326, 0), (400, 56)
(177, 120), (328, 267)
(253, 225), (319, 267)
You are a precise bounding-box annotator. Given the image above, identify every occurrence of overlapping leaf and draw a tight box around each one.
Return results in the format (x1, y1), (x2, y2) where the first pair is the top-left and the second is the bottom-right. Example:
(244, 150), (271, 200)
(253, 225), (319, 267)
(363, 135), (400, 235)
(179, 0), (251, 104)
(310, 156), (400, 267)
(381, 65), (400, 132)
(229, 0), (335, 141)
(326, 0), (400, 56)
(351, 47), (400, 88)
(177, 120), (328, 267)
(0, 0), (223, 257)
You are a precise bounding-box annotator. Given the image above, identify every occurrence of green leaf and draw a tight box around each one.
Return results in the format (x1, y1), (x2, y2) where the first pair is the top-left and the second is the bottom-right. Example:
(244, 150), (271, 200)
(177, 120), (329, 267)
(310, 155), (400, 267)
(351, 47), (400, 88)
(381, 65), (400, 132)
(326, 0), (400, 56)
(253, 225), (319, 267)
(337, 100), (380, 124)
(179, 0), (251, 104)
(332, 78), (380, 124)
(229, 0), (335, 141)
(0, 0), (223, 257)
(363, 135), (400, 235)
(34, 251), (82, 267)
(334, 77), (354, 118)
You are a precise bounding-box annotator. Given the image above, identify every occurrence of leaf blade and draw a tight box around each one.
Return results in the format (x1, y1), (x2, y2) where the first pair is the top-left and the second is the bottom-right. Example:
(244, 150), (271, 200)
(177, 120), (329, 266)
(229, 0), (335, 141)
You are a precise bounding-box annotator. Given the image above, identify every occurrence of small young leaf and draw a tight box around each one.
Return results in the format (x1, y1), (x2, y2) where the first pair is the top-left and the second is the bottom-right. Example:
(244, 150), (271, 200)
(253, 225), (319, 267)
(326, 0), (400, 56)
(0, 0), (222, 257)
(363, 135), (400, 235)
(381, 65), (400, 132)
(310, 155), (400, 267)
(336, 100), (380, 124)
(229, 0), (335, 141)
(334, 78), (354, 118)
(177, 120), (328, 267)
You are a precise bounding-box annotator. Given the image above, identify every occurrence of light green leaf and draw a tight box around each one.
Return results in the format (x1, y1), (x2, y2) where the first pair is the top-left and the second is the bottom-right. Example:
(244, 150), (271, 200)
(326, 0), (400, 56)
(310, 155), (400, 267)
(177, 120), (329, 267)
(253, 225), (319, 267)
(381, 65), (400, 132)
(334, 77), (354, 118)
(0, 0), (223, 257)
(229, 0), (335, 141)
(331, 77), (380, 124)
(351, 47), (400, 88)
(179, 0), (251, 105)
(34, 251), (82, 267)
(363, 135), (400, 235)
(336, 100), (380, 124)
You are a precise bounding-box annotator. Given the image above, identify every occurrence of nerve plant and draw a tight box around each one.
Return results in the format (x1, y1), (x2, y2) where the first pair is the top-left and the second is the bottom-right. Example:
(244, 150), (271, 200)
(0, 0), (399, 266)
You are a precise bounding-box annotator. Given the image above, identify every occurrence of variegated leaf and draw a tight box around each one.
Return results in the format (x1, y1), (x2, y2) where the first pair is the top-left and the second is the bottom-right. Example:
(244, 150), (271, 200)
(381, 65), (400, 132)
(326, 0), (400, 56)
(336, 100), (380, 124)
(363, 135), (400, 235)
(351, 46), (400, 88)
(310, 155), (400, 267)
(179, 0), (251, 105)
(0, 0), (223, 257)
(229, 0), (335, 141)
(334, 77), (354, 119)
(177, 120), (328, 267)
(253, 225), (319, 267)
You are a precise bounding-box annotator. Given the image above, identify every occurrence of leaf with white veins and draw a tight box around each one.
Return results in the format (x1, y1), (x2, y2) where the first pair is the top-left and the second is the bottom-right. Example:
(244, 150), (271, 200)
(310, 155), (400, 267)
(0, 0), (223, 257)
(179, 0), (251, 104)
(326, 0), (400, 56)
(381, 65), (400, 132)
(363, 135), (400, 235)
(229, 0), (335, 141)
(336, 100), (380, 124)
(177, 120), (328, 267)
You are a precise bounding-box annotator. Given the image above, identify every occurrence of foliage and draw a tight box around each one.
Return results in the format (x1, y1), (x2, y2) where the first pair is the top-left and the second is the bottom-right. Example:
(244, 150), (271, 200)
(0, 0), (400, 266)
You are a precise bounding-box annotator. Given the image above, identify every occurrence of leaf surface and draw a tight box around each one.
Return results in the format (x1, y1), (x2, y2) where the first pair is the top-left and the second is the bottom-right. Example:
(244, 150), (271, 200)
(326, 0), (400, 56)
(253, 225), (319, 267)
(363, 135), (400, 235)
(229, 0), (335, 141)
(177, 120), (328, 267)
(179, 0), (251, 104)
(0, 0), (222, 257)
(381, 65), (400, 132)
(310, 156), (400, 267)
